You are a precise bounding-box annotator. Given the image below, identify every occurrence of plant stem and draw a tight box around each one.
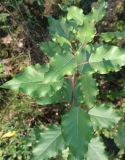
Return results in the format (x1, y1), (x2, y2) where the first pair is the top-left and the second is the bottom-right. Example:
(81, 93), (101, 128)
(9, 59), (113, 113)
(71, 73), (75, 105)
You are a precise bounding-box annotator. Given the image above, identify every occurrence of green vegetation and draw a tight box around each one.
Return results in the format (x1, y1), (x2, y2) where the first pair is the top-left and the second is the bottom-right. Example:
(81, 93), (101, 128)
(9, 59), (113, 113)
(0, 0), (125, 159)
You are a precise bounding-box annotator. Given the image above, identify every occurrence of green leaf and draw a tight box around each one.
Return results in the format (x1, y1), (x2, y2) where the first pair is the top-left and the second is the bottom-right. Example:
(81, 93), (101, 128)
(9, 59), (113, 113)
(39, 41), (62, 58)
(87, 137), (108, 160)
(49, 52), (76, 78)
(76, 0), (106, 44)
(62, 107), (92, 159)
(91, 0), (106, 23)
(55, 35), (71, 46)
(48, 14), (79, 45)
(77, 24), (96, 44)
(100, 31), (125, 42)
(76, 12), (96, 44)
(75, 46), (93, 74)
(49, 17), (69, 39)
(89, 104), (121, 129)
(37, 77), (83, 105)
(33, 125), (65, 160)
(89, 45), (125, 74)
(80, 74), (99, 108)
(1, 64), (63, 99)
(67, 153), (76, 160)
(1, 50), (77, 104)
(37, 79), (72, 105)
(67, 6), (84, 26)
(114, 121), (125, 150)
(48, 17), (73, 45)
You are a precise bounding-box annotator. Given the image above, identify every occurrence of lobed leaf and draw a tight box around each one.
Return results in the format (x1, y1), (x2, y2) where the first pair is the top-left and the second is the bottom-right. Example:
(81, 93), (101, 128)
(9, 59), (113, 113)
(91, 0), (106, 23)
(67, 6), (84, 26)
(89, 104), (121, 130)
(37, 79), (72, 105)
(76, 0), (106, 44)
(62, 107), (92, 159)
(49, 52), (76, 78)
(87, 137), (108, 160)
(33, 125), (65, 160)
(39, 41), (62, 58)
(1, 51), (77, 104)
(80, 74), (99, 108)
(48, 17), (74, 45)
(77, 24), (96, 44)
(49, 17), (70, 39)
(1, 64), (62, 99)
(89, 45), (125, 74)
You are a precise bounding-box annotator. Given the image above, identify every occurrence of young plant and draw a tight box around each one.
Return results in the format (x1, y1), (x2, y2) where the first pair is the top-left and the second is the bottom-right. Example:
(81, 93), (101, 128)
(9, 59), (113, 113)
(1, 0), (125, 159)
